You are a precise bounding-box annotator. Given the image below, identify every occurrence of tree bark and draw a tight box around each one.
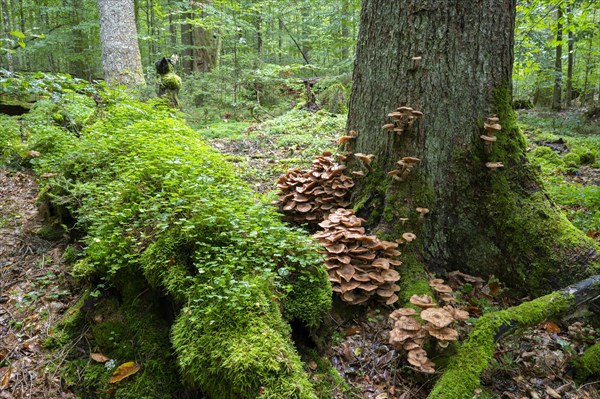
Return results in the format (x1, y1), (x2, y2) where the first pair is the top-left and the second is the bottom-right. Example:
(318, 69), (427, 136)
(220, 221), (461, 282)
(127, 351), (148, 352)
(1, 0), (13, 72)
(552, 5), (563, 111)
(189, 1), (217, 73)
(566, 4), (574, 108)
(97, 0), (145, 86)
(347, 0), (599, 296)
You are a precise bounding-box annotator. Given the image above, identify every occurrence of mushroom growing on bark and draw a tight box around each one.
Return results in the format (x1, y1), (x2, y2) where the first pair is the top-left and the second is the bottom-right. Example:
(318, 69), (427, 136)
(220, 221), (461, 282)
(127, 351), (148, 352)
(384, 105), (424, 136)
(275, 152), (354, 225)
(314, 208), (402, 305)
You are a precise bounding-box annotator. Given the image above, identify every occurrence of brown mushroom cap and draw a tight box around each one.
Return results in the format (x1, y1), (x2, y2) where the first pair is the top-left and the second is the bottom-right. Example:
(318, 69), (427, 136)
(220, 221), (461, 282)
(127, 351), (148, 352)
(403, 341), (421, 351)
(443, 305), (470, 321)
(381, 269), (400, 282)
(385, 294), (399, 305)
(388, 111), (403, 118)
(407, 348), (429, 367)
(416, 207), (429, 216)
(425, 325), (459, 341)
(431, 284), (453, 294)
(410, 294), (437, 308)
(397, 106), (413, 113)
(382, 123), (396, 130)
(429, 278), (445, 286)
(394, 317), (421, 331)
(411, 110), (424, 118)
(389, 329), (418, 345)
(420, 308), (454, 328)
(485, 162), (504, 170)
(480, 134), (497, 142)
(402, 232), (417, 242)
(390, 308), (417, 320)
(401, 157), (421, 164)
(484, 123), (502, 133)
(351, 170), (365, 177)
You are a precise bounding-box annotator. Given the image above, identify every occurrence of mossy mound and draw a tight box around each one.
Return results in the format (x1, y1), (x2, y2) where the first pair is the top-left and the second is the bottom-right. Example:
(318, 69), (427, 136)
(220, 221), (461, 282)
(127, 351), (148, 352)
(12, 79), (333, 398)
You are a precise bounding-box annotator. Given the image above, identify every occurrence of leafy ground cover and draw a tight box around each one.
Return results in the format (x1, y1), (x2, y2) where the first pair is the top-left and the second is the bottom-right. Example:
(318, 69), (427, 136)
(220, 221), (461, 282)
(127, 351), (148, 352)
(1, 72), (599, 398)
(520, 110), (600, 238)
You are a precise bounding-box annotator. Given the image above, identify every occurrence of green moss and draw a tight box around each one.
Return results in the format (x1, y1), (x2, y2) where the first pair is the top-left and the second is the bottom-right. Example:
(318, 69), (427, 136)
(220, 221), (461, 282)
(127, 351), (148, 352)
(563, 152), (581, 171)
(428, 291), (572, 399)
(161, 73), (182, 91)
(575, 342), (600, 381)
(171, 279), (318, 399)
(531, 146), (563, 166)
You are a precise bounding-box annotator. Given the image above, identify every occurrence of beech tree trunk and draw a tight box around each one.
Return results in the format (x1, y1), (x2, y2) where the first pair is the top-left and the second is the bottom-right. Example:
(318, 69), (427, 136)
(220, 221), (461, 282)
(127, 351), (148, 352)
(347, 0), (599, 296)
(97, 0), (145, 87)
(552, 5), (563, 111)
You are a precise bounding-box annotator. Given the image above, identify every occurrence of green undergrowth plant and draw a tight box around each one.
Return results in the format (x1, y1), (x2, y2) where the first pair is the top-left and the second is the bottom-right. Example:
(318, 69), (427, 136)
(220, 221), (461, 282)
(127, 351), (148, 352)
(521, 111), (600, 233)
(13, 77), (332, 398)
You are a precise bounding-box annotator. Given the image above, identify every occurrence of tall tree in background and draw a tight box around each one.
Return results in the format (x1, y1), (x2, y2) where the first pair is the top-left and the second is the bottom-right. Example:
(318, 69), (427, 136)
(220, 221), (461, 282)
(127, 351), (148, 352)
(552, 4), (563, 110)
(97, 0), (145, 86)
(347, 0), (598, 296)
(1, 0), (13, 71)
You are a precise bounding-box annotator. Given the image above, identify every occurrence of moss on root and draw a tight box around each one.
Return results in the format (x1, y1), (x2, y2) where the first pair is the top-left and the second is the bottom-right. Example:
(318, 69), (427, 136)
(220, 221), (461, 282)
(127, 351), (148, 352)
(427, 291), (572, 399)
(575, 342), (600, 382)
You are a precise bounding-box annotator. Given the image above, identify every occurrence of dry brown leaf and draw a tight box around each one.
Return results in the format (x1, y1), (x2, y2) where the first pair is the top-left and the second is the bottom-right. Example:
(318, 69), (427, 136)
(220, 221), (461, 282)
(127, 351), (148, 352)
(109, 362), (140, 383)
(0, 366), (11, 390)
(543, 321), (561, 334)
(90, 352), (110, 363)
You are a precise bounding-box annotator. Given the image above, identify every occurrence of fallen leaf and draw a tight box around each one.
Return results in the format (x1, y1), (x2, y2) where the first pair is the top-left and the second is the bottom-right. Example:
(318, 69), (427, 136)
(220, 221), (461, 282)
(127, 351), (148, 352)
(0, 366), (11, 390)
(545, 386), (561, 399)
(109, 362), (140, 383)
(90, 353), (110, 363)
(544, 321), (561, 334)
(345, 325), (361, 336)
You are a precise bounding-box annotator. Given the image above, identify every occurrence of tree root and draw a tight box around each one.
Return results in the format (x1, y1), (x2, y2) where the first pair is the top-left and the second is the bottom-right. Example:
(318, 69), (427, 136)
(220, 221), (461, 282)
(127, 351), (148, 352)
(427, 275), (600, 399)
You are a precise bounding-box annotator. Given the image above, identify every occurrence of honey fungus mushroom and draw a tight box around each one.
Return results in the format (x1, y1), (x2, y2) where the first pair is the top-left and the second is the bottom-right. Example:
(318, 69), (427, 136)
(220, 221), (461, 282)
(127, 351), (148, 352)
(485, 161), (504, 171)
(314, 208), (402, 305)
(385, 106), (424, 136)
(416, 207), (429, 218)
(275, 153), (354, 225)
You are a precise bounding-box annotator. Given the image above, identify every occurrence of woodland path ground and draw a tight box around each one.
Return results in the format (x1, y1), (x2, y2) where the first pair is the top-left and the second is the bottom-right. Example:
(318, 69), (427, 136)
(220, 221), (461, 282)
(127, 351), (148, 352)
(0, 168), (75, 399)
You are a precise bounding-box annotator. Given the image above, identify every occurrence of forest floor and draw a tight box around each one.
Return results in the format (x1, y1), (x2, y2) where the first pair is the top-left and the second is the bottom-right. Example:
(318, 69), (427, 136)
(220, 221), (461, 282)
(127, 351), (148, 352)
(0, 168), (75, 399)
(0, 108), (598, 399)
(201, 108), (600, 399)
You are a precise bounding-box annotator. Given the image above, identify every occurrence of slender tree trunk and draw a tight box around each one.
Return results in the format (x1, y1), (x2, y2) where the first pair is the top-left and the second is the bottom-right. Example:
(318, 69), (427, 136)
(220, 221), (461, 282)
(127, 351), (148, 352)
(301, 5), (310, 63)
(256, 5), (263, 65)
(97, 0), (145, 86)
(180, 11), (193, 73)
(552, 5), (563, 111)
(278, 18), (283, 64)
(566, 4), (574, 107)
(347, 0), (598, 296)
(1, 0), (13, 72)
(340, 0), (350, 62)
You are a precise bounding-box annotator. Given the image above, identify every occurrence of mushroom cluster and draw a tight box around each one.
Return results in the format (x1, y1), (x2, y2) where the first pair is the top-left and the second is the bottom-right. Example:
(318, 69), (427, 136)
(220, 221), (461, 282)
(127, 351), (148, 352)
(480, 115), (501, 154)
(388, 279), (468, 373)
(275, 153), (354, 225)
(383, 106), (424, 136)
(388, 156), (421, 182)
(314, 208), (402, 305)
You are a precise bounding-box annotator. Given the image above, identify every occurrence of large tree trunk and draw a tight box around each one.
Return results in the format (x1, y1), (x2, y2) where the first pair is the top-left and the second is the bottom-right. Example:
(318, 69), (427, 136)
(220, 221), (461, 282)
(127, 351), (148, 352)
(347, 0), (599, 296)
(97, 0), (145, 87)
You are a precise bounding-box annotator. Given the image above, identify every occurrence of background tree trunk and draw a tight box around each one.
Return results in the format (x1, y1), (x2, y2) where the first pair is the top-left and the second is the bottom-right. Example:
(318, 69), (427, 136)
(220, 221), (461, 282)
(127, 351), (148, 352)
(347, 0), (598, 296)
(566, 4), (574, 107)
(191, 1), (217, 72)
(552, 5), (563, 111)
(97, 0), (145, 86)
(1, 0), (13, 72)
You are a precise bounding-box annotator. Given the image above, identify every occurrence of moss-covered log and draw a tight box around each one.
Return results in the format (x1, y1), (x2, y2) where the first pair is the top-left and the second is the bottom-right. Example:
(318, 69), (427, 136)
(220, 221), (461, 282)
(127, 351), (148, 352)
(18, 89), (332, 398)
(428, 274), (600, 399)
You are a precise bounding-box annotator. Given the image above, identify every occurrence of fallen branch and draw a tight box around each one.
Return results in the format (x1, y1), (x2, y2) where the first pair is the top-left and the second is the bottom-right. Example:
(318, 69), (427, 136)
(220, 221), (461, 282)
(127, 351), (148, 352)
(427, 274), (600, 399)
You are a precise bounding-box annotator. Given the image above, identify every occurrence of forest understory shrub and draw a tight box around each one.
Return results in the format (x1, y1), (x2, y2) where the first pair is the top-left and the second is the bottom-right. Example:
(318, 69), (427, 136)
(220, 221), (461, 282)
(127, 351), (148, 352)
(5, 76), (333, 398)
